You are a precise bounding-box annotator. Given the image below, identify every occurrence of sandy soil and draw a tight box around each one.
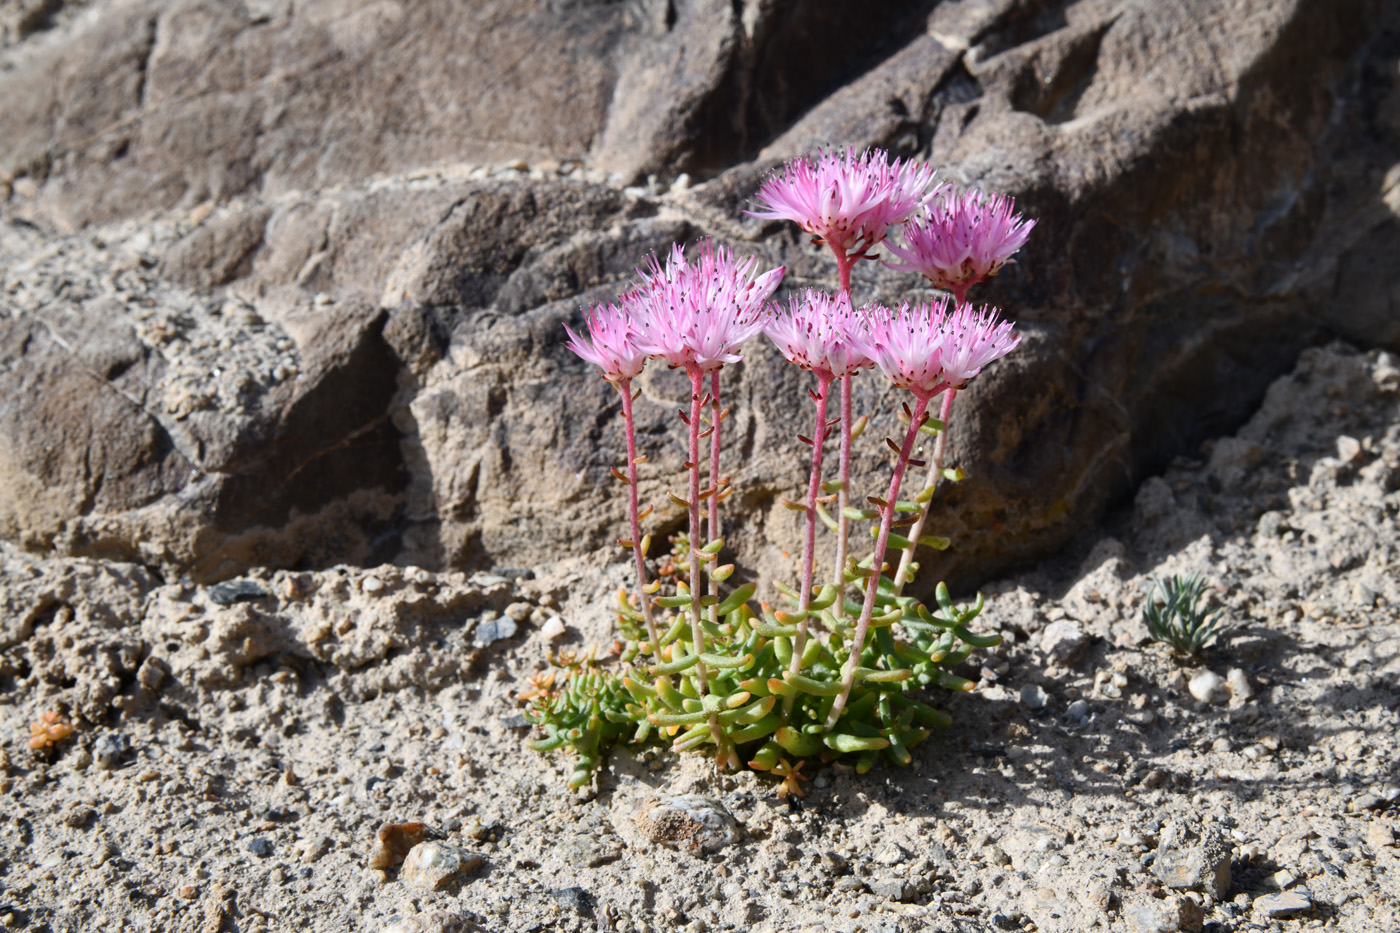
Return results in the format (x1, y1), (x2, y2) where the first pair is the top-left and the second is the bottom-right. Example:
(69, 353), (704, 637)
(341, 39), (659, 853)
(1, 342), (1397, 933)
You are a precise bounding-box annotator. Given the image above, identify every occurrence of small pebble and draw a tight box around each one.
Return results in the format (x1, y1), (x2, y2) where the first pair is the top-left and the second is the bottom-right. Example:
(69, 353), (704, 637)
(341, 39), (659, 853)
(540, 617), (567, 640)
(363, 576), (384, 594)
(635, 794), (739, 853)
(1188, 671), (1228, 704)
(1349, 792), (1385, 812)
(400, 841), (484, 891)
(207, 579), (268, 605)
(473, 616), (518, 648)
(368, 822), (430, 869)
(873, 843), (908, 865)
(1040, 620), (1088, 665)
(1225, 668), (1253, 700)
(247, 837), (273, 858)
(1253, 891), (1312, 919)
(93, 734), (128, 771)
(1021, 684), (1049, 709)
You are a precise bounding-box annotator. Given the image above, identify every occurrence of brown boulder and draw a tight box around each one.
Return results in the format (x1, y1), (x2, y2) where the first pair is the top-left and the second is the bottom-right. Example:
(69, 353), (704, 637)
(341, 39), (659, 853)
(0, 0), (1397, 596)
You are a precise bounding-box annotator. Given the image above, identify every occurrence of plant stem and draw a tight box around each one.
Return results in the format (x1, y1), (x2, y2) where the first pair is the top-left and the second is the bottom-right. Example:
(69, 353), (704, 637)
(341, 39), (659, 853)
(707, 368), (723, 624)
(892, 287), (969, 594)
(784, 370), (833, 714)
(891, 387), (956, 594)
(684, 365), (725, 754)
(618, 379), (661, 656)
(831, 248), (856, 597)
(827, 393), (931, 729)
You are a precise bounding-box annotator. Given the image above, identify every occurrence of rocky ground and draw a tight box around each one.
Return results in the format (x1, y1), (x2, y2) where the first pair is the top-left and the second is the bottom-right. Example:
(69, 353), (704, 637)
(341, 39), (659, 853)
(0, 340), (1396, 933)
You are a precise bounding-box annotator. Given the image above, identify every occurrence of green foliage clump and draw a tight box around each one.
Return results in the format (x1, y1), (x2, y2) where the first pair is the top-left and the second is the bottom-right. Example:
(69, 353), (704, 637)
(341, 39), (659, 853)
(526, 524), (1000, 792)
(1143, 573), (1227, 657)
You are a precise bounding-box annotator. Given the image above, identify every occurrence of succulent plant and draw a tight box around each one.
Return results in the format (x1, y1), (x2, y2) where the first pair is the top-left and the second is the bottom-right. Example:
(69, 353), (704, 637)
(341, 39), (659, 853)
(528, 149), (1034, 791)
(1144, 573), (1227, 657)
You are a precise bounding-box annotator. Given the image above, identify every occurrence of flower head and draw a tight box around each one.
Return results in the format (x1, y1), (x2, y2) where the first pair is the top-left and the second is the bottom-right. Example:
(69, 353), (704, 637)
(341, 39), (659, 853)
(564, 300), (648, 382)
(764, 290), (874, 379)
(860, 299), (955, 399)
(885, 185), (1035, 301)
(936, 301), (1021, 389)
(631, 241), (784, 372)
(861, 299), (1020, 398)
(749, 148), (936, 260)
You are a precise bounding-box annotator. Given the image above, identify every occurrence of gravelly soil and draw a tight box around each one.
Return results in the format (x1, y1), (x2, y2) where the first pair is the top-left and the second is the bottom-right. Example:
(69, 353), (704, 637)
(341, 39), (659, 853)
(1, 342), (1397, 933)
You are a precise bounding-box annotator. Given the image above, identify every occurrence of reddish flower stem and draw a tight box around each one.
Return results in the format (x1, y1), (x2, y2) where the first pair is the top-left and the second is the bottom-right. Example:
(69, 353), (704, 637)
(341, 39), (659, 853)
(832, 248), (856, 595)
(684, 365), (724, 753)
(618, 379), (661, 655)
(707, 368), (723, 621)
(784, 371), (833, 712)
(827, 392), (932, 729)
(892, 387), (956, 594)
(891, 287), (969, 594)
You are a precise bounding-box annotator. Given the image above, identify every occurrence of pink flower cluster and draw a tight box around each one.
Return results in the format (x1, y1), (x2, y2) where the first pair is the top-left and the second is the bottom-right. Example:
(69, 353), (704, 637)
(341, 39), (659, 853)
(569, 152), (1034, 394)
(632, 242), (784, 372)
(862, 299), (1021, 399)
(765, 292), (1021, 401)
(885, 185), (1036, 303)
(749, 148), (936, 262)
(563, 301), (648, 384)
(565, 241), (784, 381)
(764, 291), (874, 379)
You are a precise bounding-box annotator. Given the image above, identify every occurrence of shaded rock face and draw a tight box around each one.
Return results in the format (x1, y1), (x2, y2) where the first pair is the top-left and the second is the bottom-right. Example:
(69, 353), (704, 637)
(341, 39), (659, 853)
(2, 0), (1399, 592)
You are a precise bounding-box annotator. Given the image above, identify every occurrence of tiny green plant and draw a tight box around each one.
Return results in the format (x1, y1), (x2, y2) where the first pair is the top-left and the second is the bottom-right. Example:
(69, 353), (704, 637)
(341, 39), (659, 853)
(528, 148), (1035, 791)
(1143, 573), (1227, 657)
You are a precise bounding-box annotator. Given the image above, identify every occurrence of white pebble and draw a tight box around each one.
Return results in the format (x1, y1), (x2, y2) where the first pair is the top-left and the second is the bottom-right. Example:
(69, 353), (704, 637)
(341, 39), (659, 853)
(1189, 670), (1228, 704)
(1226, 668), (1253, 700)
(541, 617), (567, 640)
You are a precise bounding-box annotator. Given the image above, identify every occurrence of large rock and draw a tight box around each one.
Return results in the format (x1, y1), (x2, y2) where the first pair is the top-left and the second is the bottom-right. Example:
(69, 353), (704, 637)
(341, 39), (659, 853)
(1, 0), (1398, 595)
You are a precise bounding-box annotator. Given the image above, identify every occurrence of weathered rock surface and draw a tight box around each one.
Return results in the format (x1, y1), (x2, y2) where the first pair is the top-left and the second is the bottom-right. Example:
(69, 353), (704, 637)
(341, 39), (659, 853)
(2, 0), (1399, 597)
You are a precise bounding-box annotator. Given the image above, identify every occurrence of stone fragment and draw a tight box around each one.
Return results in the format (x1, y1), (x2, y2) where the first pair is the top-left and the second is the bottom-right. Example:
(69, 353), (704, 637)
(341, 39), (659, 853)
(380, 911), (476, 933)
(246, 837), (273, 858)
(1187, 671), (1227, 704)
(1154, 822), (1232, 899)
(558, 833), (623, 868)
(1225, 668), (1252, 700)
(1336, 435), (1362, 462)
(1124, 895), (1204, 933)
(135, 657), (169, 691)
(1021, 684), (1049, 709)
(1253, 892), (1312, 919)
(869, 877), (914, 902)
(1040, 620), (1089, 665)
(549, 887), (594, 916)
(1349, 793), (1385, 812)
(207, 579), (269, 605)
(92, 733), (129, 771)
(472, 615), (518, 648)
(540, 617), (567, 640)
(873, 842), (908, 865)
(1367, 823), (1396, 848)
(635, 794), (739, 853)
(368, 822), (431, 869)
(400, 842), (484, 892)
